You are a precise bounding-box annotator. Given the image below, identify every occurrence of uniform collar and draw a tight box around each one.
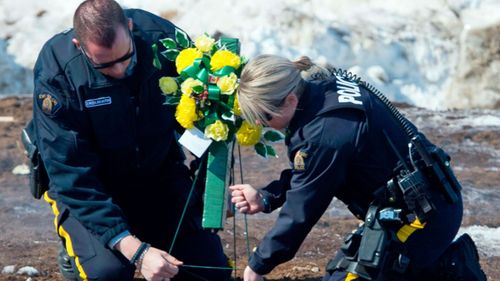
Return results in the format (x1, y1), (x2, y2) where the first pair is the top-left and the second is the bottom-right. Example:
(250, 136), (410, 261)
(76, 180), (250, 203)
(285, 81), (325, 144)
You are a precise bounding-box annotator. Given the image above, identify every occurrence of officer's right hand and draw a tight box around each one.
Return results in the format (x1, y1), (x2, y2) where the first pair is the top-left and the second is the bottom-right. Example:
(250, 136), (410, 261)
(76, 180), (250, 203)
(230, 184), (264, 214)
(244, 265), (264, 281)
(139, 247), (183, 281)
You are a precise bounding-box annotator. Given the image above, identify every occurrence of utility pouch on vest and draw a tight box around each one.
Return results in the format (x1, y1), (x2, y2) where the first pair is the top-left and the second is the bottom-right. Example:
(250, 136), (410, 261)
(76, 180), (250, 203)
(383, 134), (462, 222)
(410, 134), (462, 203)
(341, 227), (363, 259)
(358, 208), (390, 270)
(21, 123), (49, 199)
(328, 205), (410, 280)
(387, 169), (435, 222)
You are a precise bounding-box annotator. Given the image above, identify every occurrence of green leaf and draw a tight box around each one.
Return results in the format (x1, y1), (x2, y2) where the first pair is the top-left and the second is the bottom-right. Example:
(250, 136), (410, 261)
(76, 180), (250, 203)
(192, 85), (205, 93)
(264, 130), (285, 142)
(240, 56), (249, 65)
(175, 28), (190, 48)
(161, 49), (179, 61)
(255, 142), (267, 158)
(221, 111), (235, 122)
(163, 96), (181, 105)
(219, 37), (240, 54)
(266, 145), (277, 157)
(152, 43), (162, 70)
(160, 38), (177, 49)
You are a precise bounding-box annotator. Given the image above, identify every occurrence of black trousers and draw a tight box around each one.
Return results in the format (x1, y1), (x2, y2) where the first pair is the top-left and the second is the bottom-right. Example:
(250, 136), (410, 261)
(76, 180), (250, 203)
(55, 212), (231, 281)
(45, 164), (232, 281)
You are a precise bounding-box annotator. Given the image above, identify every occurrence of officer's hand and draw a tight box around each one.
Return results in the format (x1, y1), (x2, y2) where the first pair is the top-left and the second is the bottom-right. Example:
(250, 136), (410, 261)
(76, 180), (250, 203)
(139, 247), (183, 281)
(230, 184), (264, 214)
(244, 265), (264, 281)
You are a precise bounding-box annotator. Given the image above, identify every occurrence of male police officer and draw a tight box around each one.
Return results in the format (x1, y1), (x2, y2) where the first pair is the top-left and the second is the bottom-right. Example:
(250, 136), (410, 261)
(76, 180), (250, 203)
(29, 0), (231, 280)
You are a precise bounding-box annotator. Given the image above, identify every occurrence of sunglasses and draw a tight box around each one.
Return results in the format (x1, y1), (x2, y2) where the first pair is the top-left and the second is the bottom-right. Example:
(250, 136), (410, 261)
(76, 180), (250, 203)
(264, 112), (274, 122)
(81, 31), (135, 70)
(262, 94), (289, 122)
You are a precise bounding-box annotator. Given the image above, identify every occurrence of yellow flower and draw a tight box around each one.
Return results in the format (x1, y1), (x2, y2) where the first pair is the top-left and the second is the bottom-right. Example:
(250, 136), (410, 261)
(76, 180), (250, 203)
(159, 76), (178, 95)
(233, 95), (241, 116)
(204, 120), (229, 141)
(181, 78), (204, 95)
(175, 48), (203, 74)
(217, 73), (238, 95)
(175, 93), (200, 129)
(227, 258), (236, 269)
(236, 121), (262, 146)
(211, 50), (241, 72)
(194, 34), (215, 53)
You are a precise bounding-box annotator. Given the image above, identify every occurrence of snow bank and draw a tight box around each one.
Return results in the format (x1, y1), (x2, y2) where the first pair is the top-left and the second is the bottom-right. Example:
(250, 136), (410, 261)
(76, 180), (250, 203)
(0, 0), (498, 108)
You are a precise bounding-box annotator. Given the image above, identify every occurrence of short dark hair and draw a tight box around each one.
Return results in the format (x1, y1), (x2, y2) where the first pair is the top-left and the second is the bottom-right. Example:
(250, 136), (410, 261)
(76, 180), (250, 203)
(73, 0), (128, 48)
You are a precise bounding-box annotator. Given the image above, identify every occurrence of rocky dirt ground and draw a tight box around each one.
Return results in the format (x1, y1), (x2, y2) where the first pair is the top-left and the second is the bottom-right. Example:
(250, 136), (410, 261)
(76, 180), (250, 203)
(0, 96), (499, 281)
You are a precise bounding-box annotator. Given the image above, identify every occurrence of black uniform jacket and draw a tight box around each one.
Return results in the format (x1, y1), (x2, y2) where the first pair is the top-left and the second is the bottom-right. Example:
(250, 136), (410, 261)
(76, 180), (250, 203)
(32, 9), (186, 245)
(249, 76), (431, 274)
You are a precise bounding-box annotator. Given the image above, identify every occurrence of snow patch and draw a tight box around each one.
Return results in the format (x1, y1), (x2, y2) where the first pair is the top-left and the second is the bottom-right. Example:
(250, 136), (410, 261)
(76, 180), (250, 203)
(458, 225), (500, 257)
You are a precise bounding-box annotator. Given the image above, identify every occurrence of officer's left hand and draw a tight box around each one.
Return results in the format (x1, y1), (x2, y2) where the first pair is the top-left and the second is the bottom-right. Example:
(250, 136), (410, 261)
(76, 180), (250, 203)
(244, 265), (264, 281)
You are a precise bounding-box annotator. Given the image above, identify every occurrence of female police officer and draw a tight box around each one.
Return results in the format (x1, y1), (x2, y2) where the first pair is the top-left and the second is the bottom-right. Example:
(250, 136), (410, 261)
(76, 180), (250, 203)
(230, 55), (486, 281)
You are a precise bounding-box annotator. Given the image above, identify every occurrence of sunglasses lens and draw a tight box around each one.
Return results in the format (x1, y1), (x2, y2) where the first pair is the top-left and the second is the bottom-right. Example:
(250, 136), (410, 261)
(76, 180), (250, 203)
(264, 112), (273, 121)
(82, 31), (135, 69)
(92, 49), (134, 69)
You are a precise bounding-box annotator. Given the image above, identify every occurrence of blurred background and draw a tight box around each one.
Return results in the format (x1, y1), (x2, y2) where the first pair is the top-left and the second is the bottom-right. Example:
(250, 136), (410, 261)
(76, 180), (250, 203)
(0, 0), (499, 109)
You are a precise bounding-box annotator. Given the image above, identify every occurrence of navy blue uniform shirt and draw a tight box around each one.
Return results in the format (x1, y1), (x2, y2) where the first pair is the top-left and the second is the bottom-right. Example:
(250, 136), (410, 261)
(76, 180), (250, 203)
(248, 76), (445, 274)
(33, 9), (190, 245)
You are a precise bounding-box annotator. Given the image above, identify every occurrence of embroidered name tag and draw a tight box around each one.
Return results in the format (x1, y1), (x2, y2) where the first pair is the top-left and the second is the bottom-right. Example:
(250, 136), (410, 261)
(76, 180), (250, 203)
(85, 97), (112, 108)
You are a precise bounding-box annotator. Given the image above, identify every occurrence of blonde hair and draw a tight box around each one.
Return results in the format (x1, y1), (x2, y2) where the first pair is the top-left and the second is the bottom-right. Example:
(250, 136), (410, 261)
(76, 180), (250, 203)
(237, 55), (314, 125)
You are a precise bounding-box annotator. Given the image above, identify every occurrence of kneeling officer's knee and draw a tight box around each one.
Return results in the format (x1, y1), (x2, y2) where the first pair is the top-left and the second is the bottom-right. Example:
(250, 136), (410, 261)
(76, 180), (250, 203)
(434, 233), (486, 281)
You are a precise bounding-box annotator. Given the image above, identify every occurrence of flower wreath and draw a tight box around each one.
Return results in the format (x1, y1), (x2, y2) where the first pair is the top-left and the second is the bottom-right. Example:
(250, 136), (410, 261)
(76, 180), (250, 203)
(153, 28), (283, 157)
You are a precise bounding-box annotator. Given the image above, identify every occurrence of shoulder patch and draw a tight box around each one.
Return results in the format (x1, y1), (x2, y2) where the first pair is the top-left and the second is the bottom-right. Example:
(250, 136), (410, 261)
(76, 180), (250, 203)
(293, 150), (308, 171)
(38, 93), (61, 116)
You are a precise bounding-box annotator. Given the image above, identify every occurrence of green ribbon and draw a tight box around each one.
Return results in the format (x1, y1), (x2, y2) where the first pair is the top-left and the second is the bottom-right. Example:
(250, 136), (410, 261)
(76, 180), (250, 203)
(180, 57), (238, 103)
(181, 58), (216, 85)
(213, 66), (236, 77)
(181, 59), (202, 80)
(182, 59), (236, 83)
(196, 68), (209, 84)
(207, 85), (221, 101)
(204, 112), (218, 128)
(227, 94), (235, 110)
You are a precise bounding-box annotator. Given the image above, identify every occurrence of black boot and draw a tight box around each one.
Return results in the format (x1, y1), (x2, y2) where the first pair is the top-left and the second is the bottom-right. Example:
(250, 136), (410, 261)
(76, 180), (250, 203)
(434, 233), (487, 281)
(57, 246), (78, 280)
